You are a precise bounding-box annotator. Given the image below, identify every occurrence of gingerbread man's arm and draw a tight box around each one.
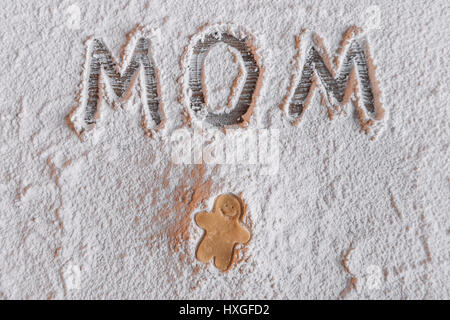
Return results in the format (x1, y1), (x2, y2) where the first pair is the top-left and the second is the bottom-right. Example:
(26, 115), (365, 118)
(195, 211), (214, 229)
(234, 224), (251, 244)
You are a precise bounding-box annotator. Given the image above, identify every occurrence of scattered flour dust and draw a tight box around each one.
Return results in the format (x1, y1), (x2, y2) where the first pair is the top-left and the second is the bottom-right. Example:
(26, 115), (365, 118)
(0, 0), (448, 299)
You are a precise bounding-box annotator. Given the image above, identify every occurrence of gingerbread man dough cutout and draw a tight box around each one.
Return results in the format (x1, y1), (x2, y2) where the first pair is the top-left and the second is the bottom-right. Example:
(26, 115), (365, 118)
(195, 194), (251, 271)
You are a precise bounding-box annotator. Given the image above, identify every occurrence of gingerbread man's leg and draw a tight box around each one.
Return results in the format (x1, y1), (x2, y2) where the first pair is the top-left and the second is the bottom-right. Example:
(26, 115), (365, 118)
(196, 236), (215, 263)
(213, 244), (235, 271)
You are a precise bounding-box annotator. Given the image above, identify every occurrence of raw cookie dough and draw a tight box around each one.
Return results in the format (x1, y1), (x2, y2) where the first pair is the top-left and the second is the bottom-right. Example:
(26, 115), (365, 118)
(195, 194), (251, 271)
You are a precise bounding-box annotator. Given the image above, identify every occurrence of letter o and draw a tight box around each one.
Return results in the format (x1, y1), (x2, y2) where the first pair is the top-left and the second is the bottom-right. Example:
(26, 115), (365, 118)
(187, 32), (261, 127)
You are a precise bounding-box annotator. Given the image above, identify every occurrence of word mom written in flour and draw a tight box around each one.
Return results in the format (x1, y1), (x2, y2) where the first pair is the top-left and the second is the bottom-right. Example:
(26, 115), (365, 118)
(69, 25), (383, 136)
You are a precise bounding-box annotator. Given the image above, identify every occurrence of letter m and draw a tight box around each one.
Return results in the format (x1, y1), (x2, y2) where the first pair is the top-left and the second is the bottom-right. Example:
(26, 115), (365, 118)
(69, 36), (162, 135)
(286, 28), (383, 124)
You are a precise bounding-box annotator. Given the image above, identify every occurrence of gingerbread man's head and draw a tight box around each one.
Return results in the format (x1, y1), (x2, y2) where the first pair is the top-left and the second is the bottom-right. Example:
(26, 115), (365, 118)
(214, 194), (242, 218)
